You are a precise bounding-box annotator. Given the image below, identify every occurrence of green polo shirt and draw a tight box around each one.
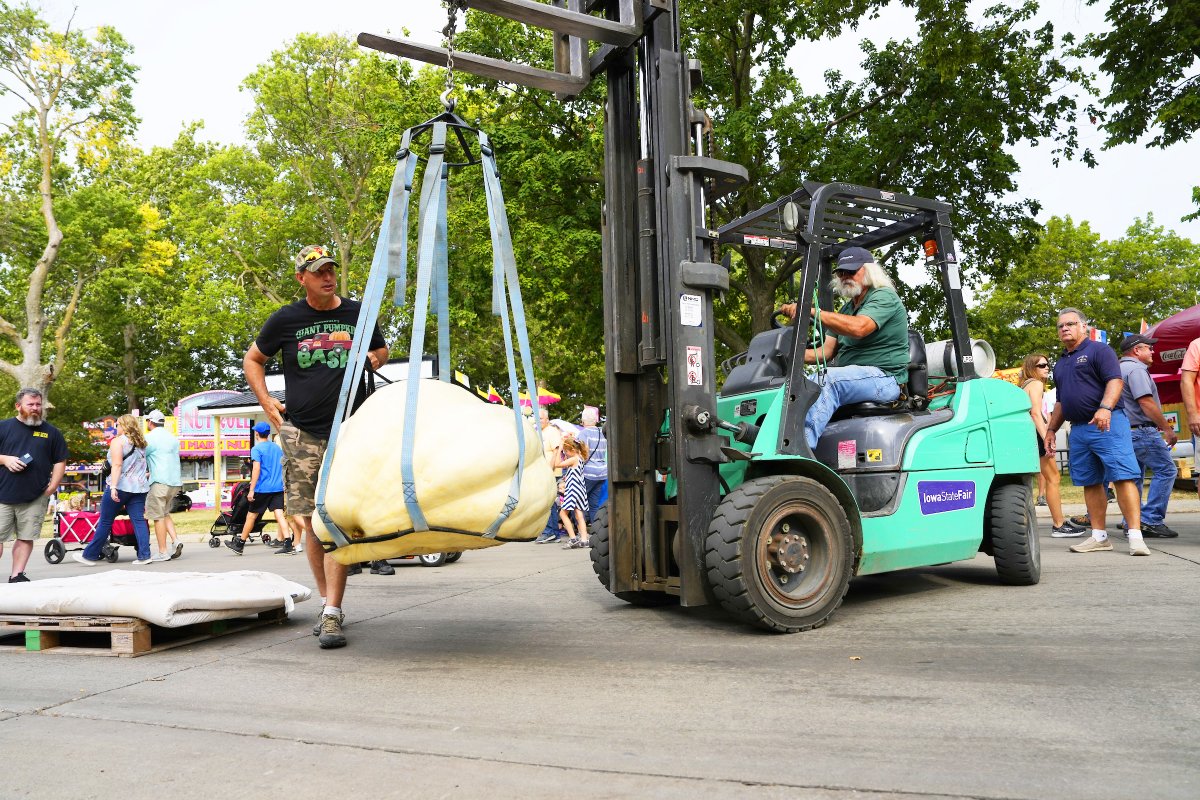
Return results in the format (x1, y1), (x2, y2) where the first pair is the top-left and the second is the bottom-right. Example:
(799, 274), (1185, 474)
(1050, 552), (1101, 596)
(833, 287), (909, 382)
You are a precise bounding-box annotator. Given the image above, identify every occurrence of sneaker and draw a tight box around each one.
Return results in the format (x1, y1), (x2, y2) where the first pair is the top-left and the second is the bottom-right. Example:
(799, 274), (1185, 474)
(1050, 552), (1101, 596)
(274, 538), (295, 555)
(1128, 538), (1151, 556)
(71, 552), (102, 567)
(224, 537), (245, 555)
(132, 555), (154, 565)
(1069, 514), (1091, 528)
(312, 608), (335, 636)
(171, 541), (183, 559)
(1142, 523), (1179, 539)
(317, 613), (347, 649)
(295, 543), (303, 553)
(370, 560), (395, 575)
(266, 538), (286, 548)
(1036, 495), (1047, 506)
(576, 540), (591, 549)
(1050, 521), (1088, 538)
(533, 532), (556, 544)
(1070, 536), (1113, 553)
(347, 563), (362, 576)
(151, 552), (171, 563)
(561, 538), (578, 549)
(8, 572), (30, 583)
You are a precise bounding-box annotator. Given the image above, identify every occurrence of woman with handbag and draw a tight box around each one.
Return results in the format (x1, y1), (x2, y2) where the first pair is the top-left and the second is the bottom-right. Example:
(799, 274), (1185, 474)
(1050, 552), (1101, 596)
(72, 414), (155, 565)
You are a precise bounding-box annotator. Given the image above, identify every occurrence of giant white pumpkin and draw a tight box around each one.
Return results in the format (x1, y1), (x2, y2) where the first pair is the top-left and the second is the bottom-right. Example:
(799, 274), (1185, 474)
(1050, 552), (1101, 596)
(311, 380), (556, 564)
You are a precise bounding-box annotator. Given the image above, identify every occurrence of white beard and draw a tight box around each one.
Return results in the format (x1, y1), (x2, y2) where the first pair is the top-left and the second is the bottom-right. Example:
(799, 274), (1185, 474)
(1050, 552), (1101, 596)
(830, 277), (864, 301)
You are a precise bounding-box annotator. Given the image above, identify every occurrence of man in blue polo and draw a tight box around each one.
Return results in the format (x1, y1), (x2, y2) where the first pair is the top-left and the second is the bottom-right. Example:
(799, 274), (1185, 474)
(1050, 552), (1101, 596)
(1045, 308), (1149, 556)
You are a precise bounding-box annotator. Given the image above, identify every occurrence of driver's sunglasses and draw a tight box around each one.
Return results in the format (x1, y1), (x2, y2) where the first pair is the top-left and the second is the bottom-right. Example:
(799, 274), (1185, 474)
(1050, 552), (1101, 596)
(303, 246), (330, 263)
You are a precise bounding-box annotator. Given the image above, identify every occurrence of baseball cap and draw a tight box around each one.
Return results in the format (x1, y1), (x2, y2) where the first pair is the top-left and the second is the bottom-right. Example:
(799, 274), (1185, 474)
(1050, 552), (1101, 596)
(835, 246), (874, 272)
(147, 410), (166, 424)
(295, 244), (338, 272)
(253, 421), (272, 435)
(1120, 333), (1157, 352)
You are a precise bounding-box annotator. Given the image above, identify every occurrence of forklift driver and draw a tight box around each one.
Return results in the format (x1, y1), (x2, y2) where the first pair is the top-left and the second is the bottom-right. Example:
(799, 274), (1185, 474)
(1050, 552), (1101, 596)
(780, 246), (910, 449)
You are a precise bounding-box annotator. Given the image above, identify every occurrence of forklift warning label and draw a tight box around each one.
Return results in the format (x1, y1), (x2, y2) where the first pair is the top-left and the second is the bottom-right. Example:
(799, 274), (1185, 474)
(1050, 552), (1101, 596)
(686, 346), (703, 385)
(917, 481), (976, 515)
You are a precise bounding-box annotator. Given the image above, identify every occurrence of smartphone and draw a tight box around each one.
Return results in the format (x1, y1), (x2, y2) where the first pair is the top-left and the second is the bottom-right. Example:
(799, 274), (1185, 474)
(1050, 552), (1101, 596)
(18, 453), (32, 465)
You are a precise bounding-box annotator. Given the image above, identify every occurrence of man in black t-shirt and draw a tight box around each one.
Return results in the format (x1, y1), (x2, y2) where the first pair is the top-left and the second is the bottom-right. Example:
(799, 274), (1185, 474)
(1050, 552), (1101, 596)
(244, 245), (388, 649)
(0, 388), (68, 582)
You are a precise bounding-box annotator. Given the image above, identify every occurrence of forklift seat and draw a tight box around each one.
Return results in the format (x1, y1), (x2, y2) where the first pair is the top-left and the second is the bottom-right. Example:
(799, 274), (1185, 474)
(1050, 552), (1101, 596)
(829, 330), (929, 421)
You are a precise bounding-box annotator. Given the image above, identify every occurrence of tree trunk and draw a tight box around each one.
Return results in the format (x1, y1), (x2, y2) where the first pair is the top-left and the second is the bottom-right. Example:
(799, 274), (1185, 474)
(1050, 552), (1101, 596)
(122, 323), (140, 413)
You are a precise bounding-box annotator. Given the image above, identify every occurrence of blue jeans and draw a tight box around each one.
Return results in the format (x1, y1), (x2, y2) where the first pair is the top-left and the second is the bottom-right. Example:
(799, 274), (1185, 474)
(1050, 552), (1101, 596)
(805, 365), (901, 449)
(584, 477), (608, 524)
(540, 496), (562, 538)
(1130, 426), (1177, 525)
(81, 488), (151, 561)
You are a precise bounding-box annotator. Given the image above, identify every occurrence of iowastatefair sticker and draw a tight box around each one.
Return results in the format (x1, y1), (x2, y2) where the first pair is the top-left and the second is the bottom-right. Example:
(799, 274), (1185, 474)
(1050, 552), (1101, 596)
(917, 480), (976, 515)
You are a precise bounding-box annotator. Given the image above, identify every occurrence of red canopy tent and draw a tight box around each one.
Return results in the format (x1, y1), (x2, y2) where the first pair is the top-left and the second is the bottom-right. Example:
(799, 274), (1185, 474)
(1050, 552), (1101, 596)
(1145, 304), (1200, 405)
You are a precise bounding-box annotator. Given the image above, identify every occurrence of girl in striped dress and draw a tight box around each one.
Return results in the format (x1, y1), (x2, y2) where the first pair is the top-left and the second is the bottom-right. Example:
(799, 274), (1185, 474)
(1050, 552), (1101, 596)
(557, 436), (590, 549)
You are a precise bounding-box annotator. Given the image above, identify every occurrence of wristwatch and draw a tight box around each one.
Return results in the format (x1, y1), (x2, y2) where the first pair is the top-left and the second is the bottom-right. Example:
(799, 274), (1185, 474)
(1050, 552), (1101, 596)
(1099, 403), (1113, 411)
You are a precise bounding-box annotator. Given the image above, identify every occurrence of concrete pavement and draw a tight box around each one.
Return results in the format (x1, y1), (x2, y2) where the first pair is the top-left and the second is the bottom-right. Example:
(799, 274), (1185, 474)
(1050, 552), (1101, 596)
(3, 513), (1198, 800)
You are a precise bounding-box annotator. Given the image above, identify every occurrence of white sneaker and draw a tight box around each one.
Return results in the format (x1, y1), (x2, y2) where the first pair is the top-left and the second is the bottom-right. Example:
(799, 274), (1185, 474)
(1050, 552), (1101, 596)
(132, 555), (154, 565)
(71, 552), (102, 567)
(151, 552), (171, 563)
(171, 541), (183, 559)
(1129, 539), (1151, 556)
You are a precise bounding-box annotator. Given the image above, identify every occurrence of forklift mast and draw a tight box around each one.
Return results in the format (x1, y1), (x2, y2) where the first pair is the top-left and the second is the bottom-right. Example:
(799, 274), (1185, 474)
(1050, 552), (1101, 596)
(362, 1), (746, 604)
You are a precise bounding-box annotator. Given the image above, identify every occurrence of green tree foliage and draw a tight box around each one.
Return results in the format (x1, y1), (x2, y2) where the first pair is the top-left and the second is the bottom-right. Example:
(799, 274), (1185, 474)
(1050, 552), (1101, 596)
(969, 215), (1200, 368)
(687, 0), (1093, 349)
(0, 2), (137, 401)
(1085, 0), (1199, 149)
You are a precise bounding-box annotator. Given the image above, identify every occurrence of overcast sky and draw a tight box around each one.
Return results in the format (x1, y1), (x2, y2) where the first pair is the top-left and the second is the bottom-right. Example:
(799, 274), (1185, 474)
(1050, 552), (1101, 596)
(23, 0), (1200, 243)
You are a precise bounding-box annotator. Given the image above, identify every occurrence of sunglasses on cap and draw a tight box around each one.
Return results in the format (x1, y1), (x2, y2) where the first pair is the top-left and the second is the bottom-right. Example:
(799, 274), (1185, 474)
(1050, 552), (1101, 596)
(302, 245), (331, 263)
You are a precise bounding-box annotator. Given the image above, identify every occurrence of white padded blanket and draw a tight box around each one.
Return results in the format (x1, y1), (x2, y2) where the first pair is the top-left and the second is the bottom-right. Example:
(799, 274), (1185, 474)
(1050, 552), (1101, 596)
(0, 570), (311, 627)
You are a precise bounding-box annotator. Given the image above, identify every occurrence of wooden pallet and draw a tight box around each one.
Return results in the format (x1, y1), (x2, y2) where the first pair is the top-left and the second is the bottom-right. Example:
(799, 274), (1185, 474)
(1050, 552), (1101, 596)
(0, 607), (287, 657)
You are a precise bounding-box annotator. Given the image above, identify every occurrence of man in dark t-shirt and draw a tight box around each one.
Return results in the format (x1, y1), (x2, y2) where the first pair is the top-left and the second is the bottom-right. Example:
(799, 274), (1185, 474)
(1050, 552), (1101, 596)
(0, 388), (68, 582)
(1045, 308), (1147, 556)
(244, 245), (388, 649)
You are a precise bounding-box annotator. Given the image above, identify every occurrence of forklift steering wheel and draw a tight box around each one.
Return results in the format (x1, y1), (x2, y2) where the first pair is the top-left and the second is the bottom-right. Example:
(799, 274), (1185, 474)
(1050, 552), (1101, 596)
(771, 308), (792, 329)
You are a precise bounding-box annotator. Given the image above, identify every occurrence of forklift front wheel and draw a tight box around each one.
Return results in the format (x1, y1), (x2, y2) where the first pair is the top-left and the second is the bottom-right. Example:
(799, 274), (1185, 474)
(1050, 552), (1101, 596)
(705, 475), (853, 633)
(589, 506), (678, 606)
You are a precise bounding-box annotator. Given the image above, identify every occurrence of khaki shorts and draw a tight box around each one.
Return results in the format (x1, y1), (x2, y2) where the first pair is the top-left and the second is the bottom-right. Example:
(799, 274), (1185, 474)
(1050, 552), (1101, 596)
(278, 421), (328, 517)
(145, 483), (182, 520)
(0, 498), (49, 542)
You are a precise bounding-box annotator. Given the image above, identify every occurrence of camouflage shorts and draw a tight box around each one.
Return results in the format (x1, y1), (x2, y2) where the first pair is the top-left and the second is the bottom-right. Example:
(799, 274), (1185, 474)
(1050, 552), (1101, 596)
(278, 421), (328, 517)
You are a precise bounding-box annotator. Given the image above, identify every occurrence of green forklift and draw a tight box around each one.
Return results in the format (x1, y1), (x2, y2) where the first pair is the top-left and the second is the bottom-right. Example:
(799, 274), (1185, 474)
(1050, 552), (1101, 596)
(364, 1), (1040, 633)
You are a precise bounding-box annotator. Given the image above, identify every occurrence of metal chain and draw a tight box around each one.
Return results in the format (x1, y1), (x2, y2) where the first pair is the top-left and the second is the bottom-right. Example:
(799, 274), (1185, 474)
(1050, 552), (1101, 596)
(441, 0), (468, 111)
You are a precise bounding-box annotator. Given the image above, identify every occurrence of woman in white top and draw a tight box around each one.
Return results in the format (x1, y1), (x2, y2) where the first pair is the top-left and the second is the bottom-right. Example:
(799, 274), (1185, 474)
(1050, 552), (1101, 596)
(73, 414), (154, 564)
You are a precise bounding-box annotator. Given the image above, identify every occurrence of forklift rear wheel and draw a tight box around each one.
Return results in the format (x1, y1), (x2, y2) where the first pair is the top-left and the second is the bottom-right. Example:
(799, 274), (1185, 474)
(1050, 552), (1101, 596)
(589, 506), (678, 606)
(45, 539), (65, 564)
(986, 482), (1041, 585)
(705, 475), (852, 633)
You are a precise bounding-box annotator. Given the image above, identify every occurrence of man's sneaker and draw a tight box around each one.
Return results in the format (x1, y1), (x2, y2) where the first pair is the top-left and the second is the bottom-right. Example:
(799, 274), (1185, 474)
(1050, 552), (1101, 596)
(1070, 536), (1114, 553)
(171, 541), (183, 559)
(1036, 495), (1047, 506)
(274, 538), (295, 555)
(347, 563), (362, 576)
(370, 560), (395, 575)
(224, 537), (245, 555)
(266, 538), (286, 548)
(1142, 523), (1179, 539)
(71, 552), (102, 567)
(8, 572), (30, 583)
(1050, 521), (1088, 538)
(533, 532), (556, 544)
(151, 552), (171, 563)
(132, 555), (154, 565)
(1129, 539), (1151, 556)
(317, 613), (347, 649)
(1070, 514), (1091, 528)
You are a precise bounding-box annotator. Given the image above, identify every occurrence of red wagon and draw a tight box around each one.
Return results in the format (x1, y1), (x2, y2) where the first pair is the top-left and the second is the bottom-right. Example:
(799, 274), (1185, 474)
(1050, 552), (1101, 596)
(45, 511), (137, 564)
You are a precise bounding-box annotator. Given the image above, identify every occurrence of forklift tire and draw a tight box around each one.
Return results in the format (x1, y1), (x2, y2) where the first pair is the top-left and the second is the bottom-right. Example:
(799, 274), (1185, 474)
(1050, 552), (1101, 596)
(589, 506), (678, 607)
(705, 475), (852, 633)
(986, 482), (1041, 586)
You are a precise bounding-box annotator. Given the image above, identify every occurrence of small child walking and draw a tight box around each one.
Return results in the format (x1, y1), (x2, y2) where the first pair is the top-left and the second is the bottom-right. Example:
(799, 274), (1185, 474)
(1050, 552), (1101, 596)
(556, 436), (590, 549)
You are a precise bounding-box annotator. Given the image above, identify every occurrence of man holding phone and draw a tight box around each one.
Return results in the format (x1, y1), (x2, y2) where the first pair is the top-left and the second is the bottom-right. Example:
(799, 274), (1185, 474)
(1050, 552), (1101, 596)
(0, 389), (68, 582)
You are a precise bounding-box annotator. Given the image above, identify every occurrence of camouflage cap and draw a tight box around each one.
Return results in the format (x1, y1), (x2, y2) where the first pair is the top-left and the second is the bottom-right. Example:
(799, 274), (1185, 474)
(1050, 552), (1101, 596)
(295, 244), (338, 272)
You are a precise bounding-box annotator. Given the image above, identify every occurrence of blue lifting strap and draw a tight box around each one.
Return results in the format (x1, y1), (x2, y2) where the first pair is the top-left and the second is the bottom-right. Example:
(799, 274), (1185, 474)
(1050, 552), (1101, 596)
(314, 114), (543, 547)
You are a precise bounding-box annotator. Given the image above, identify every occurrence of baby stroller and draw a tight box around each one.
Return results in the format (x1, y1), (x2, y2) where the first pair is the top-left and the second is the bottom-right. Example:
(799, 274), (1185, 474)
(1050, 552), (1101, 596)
(207, 481), (273, 548)
(45, 511), (138, 564)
